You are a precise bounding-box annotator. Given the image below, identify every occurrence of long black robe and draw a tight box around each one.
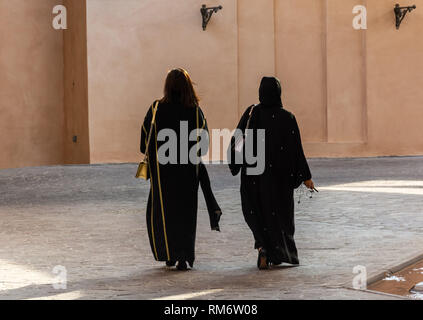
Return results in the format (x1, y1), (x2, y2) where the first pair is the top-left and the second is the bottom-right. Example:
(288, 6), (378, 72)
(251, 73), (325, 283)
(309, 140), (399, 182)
(228, 77), (311, 265)
(140, 101), (218, 267)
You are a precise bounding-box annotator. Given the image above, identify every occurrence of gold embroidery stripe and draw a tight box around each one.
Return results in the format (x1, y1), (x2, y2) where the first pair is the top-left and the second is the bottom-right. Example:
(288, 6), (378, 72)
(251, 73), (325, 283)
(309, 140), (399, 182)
(154, 121), (170, 261)
(146, 133), (158, 260)
(148, 157), (158, 261)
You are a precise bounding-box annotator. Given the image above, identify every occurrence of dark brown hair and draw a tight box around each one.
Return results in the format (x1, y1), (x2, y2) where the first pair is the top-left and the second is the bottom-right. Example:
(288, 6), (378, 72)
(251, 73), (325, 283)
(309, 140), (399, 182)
(161, 68), (199, 108)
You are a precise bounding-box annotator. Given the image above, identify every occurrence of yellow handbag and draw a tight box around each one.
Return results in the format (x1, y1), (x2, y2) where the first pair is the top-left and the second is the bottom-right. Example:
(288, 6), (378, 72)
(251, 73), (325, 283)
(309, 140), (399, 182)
(135, 101), (159, 180)
(135, 158), (150, 180)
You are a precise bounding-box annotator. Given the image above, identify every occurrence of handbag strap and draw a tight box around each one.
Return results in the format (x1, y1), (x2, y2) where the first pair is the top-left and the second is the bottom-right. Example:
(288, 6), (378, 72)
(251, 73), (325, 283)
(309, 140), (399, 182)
(230, 104), (256, 150)
(144, 101), (159, 159)
(245, 104), (257, 131)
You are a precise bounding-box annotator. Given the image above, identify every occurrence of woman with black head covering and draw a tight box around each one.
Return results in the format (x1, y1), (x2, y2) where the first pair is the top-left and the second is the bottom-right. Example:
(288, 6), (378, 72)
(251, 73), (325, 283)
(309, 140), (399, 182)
(228, 77), (315, 269)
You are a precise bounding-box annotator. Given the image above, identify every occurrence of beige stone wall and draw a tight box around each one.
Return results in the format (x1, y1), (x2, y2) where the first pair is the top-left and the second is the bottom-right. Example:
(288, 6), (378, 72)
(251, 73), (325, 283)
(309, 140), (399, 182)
(86, 0), (423, 163)
(86, 0), (240, 163)
(1, 0), (423, 168)
(304, 0), (423, 157)
(365, 0), (423, 156)
(0, 0), (64, 169)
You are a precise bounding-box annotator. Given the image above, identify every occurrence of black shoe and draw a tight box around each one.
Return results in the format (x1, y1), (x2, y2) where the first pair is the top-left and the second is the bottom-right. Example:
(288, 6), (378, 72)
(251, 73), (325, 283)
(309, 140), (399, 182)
(257, 249), (269, 270)
(166, 260), (176, 267)
(176, 261), (188, 271)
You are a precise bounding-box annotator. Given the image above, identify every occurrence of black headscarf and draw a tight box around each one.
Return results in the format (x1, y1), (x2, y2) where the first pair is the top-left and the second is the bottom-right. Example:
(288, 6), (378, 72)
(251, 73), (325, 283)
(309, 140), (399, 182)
(259, 77), (283, 107)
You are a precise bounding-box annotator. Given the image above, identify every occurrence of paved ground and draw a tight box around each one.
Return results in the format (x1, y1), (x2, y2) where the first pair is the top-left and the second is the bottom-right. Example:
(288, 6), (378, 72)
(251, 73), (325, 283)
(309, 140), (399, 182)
(1, 157), (423, 300)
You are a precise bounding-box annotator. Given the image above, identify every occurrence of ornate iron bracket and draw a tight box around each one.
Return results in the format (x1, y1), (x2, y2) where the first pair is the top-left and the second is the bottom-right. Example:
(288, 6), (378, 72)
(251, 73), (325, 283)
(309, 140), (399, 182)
(201, 4), (223, 31)
(394, 4), (416, 29)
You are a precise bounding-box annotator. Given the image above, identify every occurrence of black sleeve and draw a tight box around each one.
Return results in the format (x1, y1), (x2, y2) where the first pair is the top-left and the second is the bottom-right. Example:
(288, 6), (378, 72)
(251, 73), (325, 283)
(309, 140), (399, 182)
(197, 107), (210, 156)
(199, 162), (222, 231)
(227, 106), (254, 176)
(292, 115), (312, 181)
(140, 104), (154, 154)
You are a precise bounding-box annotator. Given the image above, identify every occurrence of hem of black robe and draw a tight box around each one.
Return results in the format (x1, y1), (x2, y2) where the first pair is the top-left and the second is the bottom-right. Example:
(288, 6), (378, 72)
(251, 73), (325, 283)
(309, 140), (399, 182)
(253, 242), (299, 265)
(153, 255), (195, 267)
(269, 256), (300, 266)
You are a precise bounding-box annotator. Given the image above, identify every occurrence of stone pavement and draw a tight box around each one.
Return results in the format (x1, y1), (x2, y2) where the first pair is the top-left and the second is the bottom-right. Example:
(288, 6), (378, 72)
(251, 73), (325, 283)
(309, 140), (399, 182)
(1, 157), (423, 300)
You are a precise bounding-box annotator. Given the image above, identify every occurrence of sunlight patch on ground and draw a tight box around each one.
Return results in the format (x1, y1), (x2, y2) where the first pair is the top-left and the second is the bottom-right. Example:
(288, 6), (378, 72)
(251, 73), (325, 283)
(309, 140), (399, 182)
(0, 259), (55, 292)
(24, 290), (83, 300)
(0, 259), (83, 300)
(319, 180), (423, 195)
(152, 289), (224, 300)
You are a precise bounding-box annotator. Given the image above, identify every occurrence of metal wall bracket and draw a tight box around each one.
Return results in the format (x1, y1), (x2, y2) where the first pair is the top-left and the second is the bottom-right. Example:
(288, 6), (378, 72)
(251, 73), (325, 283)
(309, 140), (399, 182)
(394, 4), (416, 29)
(201, 4), (223, 31)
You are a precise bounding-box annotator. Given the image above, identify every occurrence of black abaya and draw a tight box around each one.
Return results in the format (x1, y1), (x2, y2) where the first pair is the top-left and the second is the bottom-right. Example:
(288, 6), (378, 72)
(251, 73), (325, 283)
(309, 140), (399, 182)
(228, 77), (311, 265)
(141, 101), (220, 267)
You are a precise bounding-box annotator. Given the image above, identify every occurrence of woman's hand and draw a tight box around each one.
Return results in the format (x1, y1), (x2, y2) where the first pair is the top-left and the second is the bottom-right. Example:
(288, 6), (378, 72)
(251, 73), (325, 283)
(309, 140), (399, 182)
(304, 179), (315, 190)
